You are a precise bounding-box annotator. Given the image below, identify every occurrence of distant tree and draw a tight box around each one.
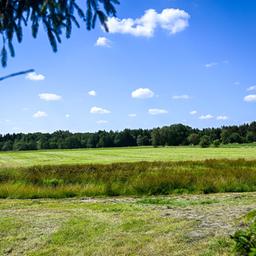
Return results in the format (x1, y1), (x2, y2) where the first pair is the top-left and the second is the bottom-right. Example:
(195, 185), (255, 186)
(151, 129), (161, 147)
(249, 122), (256, 133)
(0, 122), (255, 152)
(212, 139), (221, 147)
(1, 140), (13, 151)
(13, 139), (26, 151)
(86, 134), (98, 148)
(229, 132), (242, 144)
(136, 135), (150, 146)
(113, 130), (136, 147)
(167, 124), (192, 146)
(0, 0), (120, 67)
(239, 123), (249, 141)
(187, 133), (200, 145)
(65, 136), (81, 149)
(97, 132), (113, 147)
(199, 135), (211, 148)
(221, 129), (231, 144)
(37, 135), (50, 149)
(246, 131), (256, 143)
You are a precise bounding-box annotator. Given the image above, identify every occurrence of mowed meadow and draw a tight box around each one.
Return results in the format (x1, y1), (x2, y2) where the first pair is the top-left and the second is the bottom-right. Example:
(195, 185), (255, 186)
(0, 145), (256, 168)
(1, 145), (256, 255)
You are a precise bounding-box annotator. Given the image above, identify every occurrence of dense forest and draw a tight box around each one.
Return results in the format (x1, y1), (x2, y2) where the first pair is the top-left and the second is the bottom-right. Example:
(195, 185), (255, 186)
(0, 122), (255, 151)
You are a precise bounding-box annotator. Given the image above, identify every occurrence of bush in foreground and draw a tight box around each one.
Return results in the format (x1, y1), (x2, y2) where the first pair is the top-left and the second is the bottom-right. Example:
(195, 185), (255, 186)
(232, 211), (256, 255)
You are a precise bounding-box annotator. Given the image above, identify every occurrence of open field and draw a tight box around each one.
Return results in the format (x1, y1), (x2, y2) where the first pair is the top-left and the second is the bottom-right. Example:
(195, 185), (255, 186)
(1, 159), (256, 198)
(0, 145), (256, 168)
(1, 192), (256, 255)
(1, 145), (256, 255)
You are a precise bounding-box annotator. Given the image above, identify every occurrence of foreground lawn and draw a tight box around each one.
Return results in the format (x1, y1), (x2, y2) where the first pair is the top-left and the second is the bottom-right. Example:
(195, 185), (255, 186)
(0, 145), (256, 168)
(1, 192), (256, 255)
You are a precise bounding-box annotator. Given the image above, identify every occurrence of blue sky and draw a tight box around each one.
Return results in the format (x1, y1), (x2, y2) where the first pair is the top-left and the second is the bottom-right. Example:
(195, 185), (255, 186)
(0, 0), (256, 134)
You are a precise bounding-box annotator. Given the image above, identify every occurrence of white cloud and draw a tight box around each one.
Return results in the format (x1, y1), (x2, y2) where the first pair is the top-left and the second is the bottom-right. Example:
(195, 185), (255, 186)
(65, 114), (70, 118)
(90, 106), (111, 114)
(247, 85), (256, 92)
(106, 8), (190, 37)
(148, 108), (168, 115)
(216, 115), (228, 120)
(96, 120), (109, 124)
(205, 62), (218, 68)
(26, 72), (45, 81)
(190, 110), (197, 115)
(244, 95), (256, 102)
(95, 37), (111, 47)
(199, 114), (214, 120)
(131, 88), (154, 99)
(172, 94), (191, 100)
(88, 90), (97, 96)
(128, 114), (137, 117)
(33, 111), (47, 118)
(39, 93), (62, 101)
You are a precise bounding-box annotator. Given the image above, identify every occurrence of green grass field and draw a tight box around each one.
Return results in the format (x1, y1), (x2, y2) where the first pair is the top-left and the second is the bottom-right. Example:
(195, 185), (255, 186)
(2, 159), (256, 198)
(1, 192), (256, 255)
(1, 145), (256, 255)
(0, 145), (256, 168)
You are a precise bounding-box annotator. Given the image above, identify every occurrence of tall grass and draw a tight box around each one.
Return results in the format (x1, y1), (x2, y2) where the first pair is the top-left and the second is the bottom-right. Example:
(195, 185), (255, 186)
(1, 159), (256, 198)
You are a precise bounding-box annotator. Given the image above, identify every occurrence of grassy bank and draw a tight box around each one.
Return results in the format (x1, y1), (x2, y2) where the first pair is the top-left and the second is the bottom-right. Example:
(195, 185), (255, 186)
(1, 159), (256, 198)
(1, 193), (256, 255)
(0, 145), (256, 168)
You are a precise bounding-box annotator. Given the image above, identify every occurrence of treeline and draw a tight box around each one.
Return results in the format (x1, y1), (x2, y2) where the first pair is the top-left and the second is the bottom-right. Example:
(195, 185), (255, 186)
(0, 122), (256, 151)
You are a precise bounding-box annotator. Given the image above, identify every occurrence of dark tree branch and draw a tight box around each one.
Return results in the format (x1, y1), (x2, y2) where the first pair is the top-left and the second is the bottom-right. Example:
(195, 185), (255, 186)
(0, 69), (34, 81)
(0, 0), (120, 67)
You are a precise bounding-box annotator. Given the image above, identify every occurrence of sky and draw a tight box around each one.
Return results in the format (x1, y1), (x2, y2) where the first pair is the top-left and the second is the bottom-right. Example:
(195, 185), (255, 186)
(0, 0), (256, 134)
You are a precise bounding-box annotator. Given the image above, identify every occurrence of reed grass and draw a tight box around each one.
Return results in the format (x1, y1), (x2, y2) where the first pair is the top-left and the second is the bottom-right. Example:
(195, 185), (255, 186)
(1, 159), (256, 198)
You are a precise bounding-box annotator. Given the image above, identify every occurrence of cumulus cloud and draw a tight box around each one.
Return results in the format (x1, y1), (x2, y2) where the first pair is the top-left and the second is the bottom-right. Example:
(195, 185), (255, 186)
(95, 37), (111, 47)
(190, 110), (197, 115)
(216, 115), (228, 120)
(26, 72), (45, 81)
(96, 120), (109, 124)
(172, 94), (191, 100)
(205, 62), (218, 68)
(131, 88), (154, 99)
(65, 114), (70, 118)
(88, 90), (97, 96)
(199, 114), (214, 120)
(148, 108), (168, 115)
(33, 111), (47, 118)
(244, 95), (256, 102)
(247, 85), (256, 92)
(106, 8), (190, 37)
(39, 93), (62, 101)
(128, 114), (137, 117)
(90, 106), (111, 114)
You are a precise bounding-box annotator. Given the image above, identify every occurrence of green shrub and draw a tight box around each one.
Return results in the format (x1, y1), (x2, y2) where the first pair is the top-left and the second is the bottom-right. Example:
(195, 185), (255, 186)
(213, 139), (221, 147)
(232, 210), (256, 255)
(232, 222), (256, 255)
(199, 135), (211, 148)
